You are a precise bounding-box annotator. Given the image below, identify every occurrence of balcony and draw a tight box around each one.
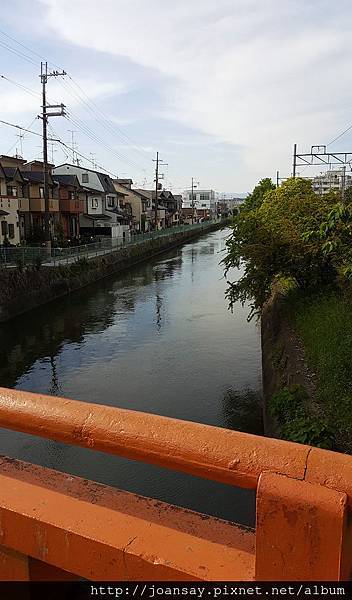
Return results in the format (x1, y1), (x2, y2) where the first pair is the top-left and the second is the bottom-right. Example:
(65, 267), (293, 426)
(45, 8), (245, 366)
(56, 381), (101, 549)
(18, 197), (30, 212)
(29, 198), (59, 213)
(59, 198), (85, 214)
(0, 387), (352, 581)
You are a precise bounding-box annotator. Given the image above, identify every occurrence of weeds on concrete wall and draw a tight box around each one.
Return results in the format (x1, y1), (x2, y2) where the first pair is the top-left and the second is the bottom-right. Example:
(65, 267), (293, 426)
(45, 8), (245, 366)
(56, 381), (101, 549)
(269, 384), (334, 449)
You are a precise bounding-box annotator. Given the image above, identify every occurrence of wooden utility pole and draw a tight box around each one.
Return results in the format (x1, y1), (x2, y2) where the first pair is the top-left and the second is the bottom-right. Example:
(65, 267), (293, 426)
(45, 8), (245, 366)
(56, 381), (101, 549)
(40, 62), (67, 250)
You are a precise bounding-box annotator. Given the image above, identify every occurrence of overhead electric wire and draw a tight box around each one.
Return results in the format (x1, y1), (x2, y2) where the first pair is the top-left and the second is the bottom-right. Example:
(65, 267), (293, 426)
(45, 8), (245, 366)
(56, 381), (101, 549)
(5, 115), (39, 155)
(0, 29), (154, 169)
(64, 75), (152, 161)
(1, 74), (41, 100)
(57, 75), (152, 165)
(1, 72), (150, 174)
(327, 123), (352, 148)
(0, 117), (117, 177)
(65, 112), (147, 173)
(0, 39), (37, 66)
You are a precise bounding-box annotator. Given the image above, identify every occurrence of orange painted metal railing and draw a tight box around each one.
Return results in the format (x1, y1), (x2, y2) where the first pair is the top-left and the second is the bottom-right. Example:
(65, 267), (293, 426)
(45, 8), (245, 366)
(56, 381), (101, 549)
(0, 386), (352, 581)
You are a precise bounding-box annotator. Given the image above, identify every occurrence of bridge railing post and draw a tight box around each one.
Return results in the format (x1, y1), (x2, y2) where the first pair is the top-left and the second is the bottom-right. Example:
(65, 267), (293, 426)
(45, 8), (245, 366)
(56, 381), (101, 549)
(255, 472), (349, 581)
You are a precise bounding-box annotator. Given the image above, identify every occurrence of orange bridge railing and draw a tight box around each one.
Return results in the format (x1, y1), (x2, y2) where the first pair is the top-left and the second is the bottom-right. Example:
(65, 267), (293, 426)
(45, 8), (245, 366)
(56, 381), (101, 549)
(0, 386), (352, 581)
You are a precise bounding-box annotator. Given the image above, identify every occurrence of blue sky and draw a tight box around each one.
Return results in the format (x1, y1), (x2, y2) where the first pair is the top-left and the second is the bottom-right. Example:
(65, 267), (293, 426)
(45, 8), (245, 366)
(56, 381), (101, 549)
(1, 0), (352, 193)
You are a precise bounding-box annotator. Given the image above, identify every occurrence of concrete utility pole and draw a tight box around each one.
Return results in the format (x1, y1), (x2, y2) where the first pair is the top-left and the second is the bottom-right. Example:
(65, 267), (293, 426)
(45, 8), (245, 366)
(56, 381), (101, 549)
(40, 62), (67, 250)
(191, 177), (199, 224)
(292, 143), (297, 178)
(153, 152), (167, 230)
(342, 165), (346, 202)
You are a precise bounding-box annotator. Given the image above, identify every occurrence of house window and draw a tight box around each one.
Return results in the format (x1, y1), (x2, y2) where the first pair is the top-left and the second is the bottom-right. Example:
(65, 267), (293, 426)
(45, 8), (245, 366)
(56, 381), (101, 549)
(1, 221), (8, 236)
(107, 196), (115, 207)
(39, 187), (44, 198)
(6, 186), (17, 197)
(200, 194), (209, 201)
(91, 198), (98, 209)
(8, 224), (15, 239)
(82, 173), (89, 183)
(201, 203), (207, 207)
(70, 191), (76, 200)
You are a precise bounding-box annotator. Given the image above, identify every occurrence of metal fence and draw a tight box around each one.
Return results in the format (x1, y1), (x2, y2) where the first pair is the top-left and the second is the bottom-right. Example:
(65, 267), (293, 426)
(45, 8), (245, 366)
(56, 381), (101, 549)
(0, 220), (224, 268)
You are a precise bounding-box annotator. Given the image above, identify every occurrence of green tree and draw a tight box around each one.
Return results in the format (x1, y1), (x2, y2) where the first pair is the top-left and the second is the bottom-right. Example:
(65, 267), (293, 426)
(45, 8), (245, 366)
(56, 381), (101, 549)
(223, 177), (338, 318)
(242, 177), (275, 212)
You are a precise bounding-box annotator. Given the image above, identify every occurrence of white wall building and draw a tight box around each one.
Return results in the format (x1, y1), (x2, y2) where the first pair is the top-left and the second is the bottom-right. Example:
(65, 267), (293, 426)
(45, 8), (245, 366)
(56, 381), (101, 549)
(312, 170), (352, 195)
(182, 189), (217, 213)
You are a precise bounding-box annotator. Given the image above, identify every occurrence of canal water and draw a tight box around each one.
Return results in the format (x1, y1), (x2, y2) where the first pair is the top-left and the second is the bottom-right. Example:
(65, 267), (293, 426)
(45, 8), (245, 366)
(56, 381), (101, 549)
(0, 228), (262, 527)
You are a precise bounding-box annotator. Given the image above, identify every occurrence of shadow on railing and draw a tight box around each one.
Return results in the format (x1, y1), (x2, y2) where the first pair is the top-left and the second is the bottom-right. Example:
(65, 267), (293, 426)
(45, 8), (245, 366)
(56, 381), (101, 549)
(1, 386), (349, 581)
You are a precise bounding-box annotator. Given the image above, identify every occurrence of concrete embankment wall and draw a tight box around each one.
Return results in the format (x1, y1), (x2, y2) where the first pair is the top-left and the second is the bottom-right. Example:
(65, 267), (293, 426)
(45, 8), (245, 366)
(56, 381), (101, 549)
(261, 290), (316, 437)
(0, 222), (223, 323)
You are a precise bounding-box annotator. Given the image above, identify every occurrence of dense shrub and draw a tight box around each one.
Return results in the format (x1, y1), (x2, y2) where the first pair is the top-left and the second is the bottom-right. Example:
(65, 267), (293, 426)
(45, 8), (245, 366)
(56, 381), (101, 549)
(223, 177), (340, 317)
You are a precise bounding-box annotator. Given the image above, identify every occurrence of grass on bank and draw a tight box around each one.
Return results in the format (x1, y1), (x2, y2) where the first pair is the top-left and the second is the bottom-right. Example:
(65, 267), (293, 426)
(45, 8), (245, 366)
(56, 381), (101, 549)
(280, 287), (352, 452)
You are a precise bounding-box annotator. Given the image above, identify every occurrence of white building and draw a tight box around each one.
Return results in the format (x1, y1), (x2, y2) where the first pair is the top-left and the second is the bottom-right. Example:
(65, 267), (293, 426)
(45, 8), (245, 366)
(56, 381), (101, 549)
(183, 189), (217, 213)
(312, 170), (352, 195)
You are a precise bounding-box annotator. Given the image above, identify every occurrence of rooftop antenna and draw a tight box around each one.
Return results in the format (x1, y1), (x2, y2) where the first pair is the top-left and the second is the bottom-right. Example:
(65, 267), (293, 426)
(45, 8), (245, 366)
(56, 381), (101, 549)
(15, 130), (24, 158)
(68, 129), (78, 165)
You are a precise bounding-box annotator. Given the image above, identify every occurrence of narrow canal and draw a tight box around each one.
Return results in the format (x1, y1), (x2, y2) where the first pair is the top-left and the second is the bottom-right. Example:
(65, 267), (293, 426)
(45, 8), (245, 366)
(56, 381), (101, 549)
(0, 227), (262, 527)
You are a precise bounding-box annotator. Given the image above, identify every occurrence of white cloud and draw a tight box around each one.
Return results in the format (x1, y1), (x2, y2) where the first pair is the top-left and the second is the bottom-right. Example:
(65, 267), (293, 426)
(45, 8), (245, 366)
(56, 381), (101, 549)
(19, 1), (352, 186)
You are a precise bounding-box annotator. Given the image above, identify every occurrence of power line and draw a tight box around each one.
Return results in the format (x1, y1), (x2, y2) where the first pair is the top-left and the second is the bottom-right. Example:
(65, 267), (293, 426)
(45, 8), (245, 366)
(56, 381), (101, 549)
(0, 29), (154, 166)
(0, 117), (117, 177)
(1, 72), (150, 174)
(65, 112), (147, 172)
(5, 115), (39, 155)
(0, 74), (40, 99)
(57, 76), (152, 166)
(327, 123), (352, 147)
(0, 39), (37, 66)
(0, 28), (50, 64)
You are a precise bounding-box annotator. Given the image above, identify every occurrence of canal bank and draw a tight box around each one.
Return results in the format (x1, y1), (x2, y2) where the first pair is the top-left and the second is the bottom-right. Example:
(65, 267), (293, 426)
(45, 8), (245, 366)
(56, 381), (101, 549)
(0, 227), (262, 527)
(0, 221), (226, 323)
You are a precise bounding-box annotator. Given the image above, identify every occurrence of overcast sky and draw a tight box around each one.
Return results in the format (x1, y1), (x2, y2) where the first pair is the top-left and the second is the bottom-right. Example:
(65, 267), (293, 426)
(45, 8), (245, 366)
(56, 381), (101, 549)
(1, 0), (352, 193)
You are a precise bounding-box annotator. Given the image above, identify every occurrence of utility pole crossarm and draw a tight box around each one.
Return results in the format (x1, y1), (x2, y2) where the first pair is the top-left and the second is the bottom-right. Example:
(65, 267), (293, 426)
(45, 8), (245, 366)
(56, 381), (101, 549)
(40, 61), (67, 251)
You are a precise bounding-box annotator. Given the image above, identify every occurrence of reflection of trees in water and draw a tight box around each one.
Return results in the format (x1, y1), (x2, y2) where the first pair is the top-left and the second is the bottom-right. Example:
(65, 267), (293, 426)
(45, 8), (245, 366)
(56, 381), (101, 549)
(222, 388), (263, 436)
(0, 248), (184, 390)
(155, 294), (163, 333)
(0, 286), (119, 390)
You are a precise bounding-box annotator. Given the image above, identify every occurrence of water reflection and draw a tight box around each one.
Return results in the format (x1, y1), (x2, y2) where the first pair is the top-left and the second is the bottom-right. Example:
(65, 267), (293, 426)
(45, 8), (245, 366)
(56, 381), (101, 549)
(0, 228), (262, 526)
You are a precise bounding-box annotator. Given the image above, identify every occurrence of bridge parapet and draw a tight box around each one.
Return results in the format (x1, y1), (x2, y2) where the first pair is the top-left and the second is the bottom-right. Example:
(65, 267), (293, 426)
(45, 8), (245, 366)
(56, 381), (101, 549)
(0, 387), (351, 581)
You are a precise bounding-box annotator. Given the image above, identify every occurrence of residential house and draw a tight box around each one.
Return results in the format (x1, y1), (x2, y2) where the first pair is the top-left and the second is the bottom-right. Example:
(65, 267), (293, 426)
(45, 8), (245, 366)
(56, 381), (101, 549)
(53, 164), (130, 239)
(53, 174), (85, 240)
(134, 189), (166, 230)
(158, 190), (180, 227)
(21, 169), (59, 243)
(113, 179), (149, 232)
(0, 156), (29, 241)
(0, 163), (21, 245)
